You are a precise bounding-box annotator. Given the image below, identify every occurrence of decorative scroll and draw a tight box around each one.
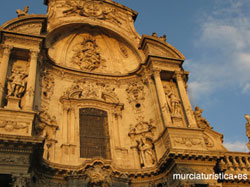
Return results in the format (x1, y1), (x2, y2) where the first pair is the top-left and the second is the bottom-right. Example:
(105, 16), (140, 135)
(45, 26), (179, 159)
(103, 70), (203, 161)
(173, 136), (202, 147)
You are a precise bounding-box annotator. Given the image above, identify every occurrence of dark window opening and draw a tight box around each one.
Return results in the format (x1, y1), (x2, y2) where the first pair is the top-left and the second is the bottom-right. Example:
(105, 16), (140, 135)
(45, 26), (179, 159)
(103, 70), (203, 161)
(79, 108), (110, 159)
(0, 174), (12, 187)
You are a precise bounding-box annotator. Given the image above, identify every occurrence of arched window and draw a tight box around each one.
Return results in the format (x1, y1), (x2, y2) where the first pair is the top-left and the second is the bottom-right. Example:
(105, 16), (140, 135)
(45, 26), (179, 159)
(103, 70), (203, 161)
(79, 108), (110, 159)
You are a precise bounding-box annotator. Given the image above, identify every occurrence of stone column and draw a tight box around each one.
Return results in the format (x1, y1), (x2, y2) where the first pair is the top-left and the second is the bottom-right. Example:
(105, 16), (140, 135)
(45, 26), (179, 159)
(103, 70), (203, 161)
(174, 72), (197, 128)
(153, 69), (172, 126)
(24, 50), (39, 110)
(0, 45), (12, 107)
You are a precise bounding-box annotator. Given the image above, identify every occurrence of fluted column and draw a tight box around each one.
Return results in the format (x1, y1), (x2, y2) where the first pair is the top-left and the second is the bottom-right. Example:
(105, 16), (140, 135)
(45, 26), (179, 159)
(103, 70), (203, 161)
(0, 45), (13, 107)
(24, 50), (39, 110)
(174, 72), (197, 128)
(153, 69), (172, 126)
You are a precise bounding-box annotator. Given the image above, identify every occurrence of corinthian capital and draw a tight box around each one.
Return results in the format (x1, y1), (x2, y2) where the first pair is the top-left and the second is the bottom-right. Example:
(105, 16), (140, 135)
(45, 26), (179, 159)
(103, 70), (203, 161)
(30, 49), (39, 59)
(174, 71), (184, 81)
(1, 44), (13, 55)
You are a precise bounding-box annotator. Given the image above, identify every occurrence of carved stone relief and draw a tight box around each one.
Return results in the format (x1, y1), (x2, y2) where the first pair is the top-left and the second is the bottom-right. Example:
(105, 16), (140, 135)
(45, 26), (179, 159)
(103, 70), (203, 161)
(10, 23), (43, 35)
(12, 175), (30, 187)
(193, 106), (211, 129)
(128, 119), (157, 168)
(126, 81), (145, 113)
(42, 70), (55, 100)
(62, 79), (119, 103)
(0, 120), (29, 133)
(72, 36), (106, 71)
(173, 136), (203, 148)
(203, 134), (214, 148)
(84, 163), (112, 187)
(63, 0), (122, 25)
(245, 114), (250, 149)
(0, 154), (29, 165)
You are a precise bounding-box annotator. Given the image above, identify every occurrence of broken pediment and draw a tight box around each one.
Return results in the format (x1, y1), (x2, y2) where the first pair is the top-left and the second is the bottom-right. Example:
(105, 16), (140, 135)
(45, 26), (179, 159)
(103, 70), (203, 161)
(47, 25), (142, 75)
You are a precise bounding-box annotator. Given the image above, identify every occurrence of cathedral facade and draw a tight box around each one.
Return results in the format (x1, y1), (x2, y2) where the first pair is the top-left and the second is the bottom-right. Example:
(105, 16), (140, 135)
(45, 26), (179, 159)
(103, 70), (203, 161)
(0, 0), (249, 186)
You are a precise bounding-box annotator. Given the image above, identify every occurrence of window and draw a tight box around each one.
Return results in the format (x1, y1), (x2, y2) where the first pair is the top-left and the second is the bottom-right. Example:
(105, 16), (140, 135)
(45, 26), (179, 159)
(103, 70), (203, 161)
(79, 108), (110, 159)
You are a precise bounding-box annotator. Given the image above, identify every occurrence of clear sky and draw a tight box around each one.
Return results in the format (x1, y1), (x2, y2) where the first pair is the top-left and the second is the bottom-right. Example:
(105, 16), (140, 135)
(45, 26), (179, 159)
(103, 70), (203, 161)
(1, 0), (250, 152)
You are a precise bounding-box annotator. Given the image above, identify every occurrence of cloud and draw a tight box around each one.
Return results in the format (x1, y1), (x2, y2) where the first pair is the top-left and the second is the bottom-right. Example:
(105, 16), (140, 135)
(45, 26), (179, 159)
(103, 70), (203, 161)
(185, 1), (250, 103)
(223, 141), (249, 152)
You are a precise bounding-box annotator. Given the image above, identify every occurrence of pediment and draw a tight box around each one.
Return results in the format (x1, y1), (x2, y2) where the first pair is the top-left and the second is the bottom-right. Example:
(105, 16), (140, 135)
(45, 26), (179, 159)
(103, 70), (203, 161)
(47, 25), (142, 75)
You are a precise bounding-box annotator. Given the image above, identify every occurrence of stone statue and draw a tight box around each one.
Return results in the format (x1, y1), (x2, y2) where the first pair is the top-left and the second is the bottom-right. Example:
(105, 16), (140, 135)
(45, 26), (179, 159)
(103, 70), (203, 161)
(7, 67), (27, 98)
(137, 137), (156, 168)
(245, 114), (250, 150)
(166, 90), (181, 116)
(193, 106), (211, 129)
(16, 6), (29, 17)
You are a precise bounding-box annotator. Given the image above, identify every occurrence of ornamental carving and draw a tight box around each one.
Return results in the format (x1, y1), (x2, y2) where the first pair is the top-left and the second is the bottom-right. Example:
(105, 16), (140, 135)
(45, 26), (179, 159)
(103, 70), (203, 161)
(129, 120), (157, 168)
(72, 36), (106, 71)
(126, 81), (145, 110)
(0, 120), (29, 132)
(173, 136), (202, 147)
(12, 175), (30, 187)
(7, 66), (28, 98)
(203, 134), (214, 148)
(16, 6), (29, 17)
(193, 106), (211, 129)
(85, 163), (112, 187)
(0, 155), (29, 165)
(42, 71), (55, 100)
(63, 0), (122, 24)
(62, 79), (119, 103)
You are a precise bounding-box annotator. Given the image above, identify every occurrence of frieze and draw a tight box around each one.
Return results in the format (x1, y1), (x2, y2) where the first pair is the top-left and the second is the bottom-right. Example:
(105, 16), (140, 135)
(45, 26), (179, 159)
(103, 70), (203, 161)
(63, 0), (122, 25)
(0, 120), (29, 133)
(173, 136), (203, 148)
(0, 155), (29, 165)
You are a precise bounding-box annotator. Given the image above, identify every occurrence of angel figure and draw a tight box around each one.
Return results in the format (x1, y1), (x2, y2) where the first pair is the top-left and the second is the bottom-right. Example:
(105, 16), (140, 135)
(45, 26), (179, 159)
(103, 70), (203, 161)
(16, 6), (29, 17)
(63, 0), (83, 16)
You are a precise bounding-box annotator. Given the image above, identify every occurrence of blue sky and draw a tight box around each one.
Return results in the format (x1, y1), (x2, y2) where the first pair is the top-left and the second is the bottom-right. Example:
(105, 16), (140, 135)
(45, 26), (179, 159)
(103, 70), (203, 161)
(1, 0), (250, 152)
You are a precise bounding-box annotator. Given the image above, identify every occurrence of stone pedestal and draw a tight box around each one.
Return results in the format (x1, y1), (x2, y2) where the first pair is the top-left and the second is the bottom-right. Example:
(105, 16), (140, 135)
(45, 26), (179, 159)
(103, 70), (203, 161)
(5, 96), (21, 110)
(171, 115), (183, 127)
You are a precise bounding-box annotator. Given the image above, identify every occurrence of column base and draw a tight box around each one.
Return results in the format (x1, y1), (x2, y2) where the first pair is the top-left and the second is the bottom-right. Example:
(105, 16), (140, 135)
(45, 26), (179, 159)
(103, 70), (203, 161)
(5, 96), (21, 110)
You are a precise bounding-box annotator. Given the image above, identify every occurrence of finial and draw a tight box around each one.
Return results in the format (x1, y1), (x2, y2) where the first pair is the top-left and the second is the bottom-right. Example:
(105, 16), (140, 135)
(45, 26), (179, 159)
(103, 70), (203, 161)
(16, 6), (29, 17)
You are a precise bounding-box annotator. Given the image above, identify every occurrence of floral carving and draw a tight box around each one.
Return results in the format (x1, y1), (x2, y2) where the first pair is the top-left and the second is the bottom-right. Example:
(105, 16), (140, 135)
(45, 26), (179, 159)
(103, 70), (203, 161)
(0, 120), (29, 132)
(63, 0), (122, 24)
(193, 106), (211, 129)
(72, 36), (106, 71)
(7, 66), (28, 98)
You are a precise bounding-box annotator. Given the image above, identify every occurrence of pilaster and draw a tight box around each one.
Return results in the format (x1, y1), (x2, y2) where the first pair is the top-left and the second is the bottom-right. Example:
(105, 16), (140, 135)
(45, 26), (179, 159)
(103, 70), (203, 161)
(0, 45), (13, 107)
(24, 50), (39, 110)
(174, 71), (197, 128)
(153, 69), (172, 127)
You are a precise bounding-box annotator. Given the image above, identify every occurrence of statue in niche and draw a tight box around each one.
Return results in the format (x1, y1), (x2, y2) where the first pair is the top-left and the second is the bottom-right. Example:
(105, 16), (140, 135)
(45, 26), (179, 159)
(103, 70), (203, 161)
(137, 137), (156, 168)
(245, 114), (250, 149)
(7, 67), (28, 98)
(193, 106), (211, 129)
(16, 6), (29, 17)
(72, 37), (106, 71)
(165, 90), (181, 116)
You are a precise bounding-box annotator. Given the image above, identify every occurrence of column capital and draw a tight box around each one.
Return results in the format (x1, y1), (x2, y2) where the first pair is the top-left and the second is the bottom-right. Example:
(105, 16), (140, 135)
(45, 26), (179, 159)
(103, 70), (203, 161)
(1, 44), (13, 55)
(152, 68), (161, 76)
(29, 49), (40, 59)
(174, 71), (184, 80)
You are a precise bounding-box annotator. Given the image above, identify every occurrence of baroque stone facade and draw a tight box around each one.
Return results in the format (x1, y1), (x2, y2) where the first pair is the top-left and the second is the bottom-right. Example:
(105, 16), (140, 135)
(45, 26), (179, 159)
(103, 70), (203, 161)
(0, 1), (249, 186)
